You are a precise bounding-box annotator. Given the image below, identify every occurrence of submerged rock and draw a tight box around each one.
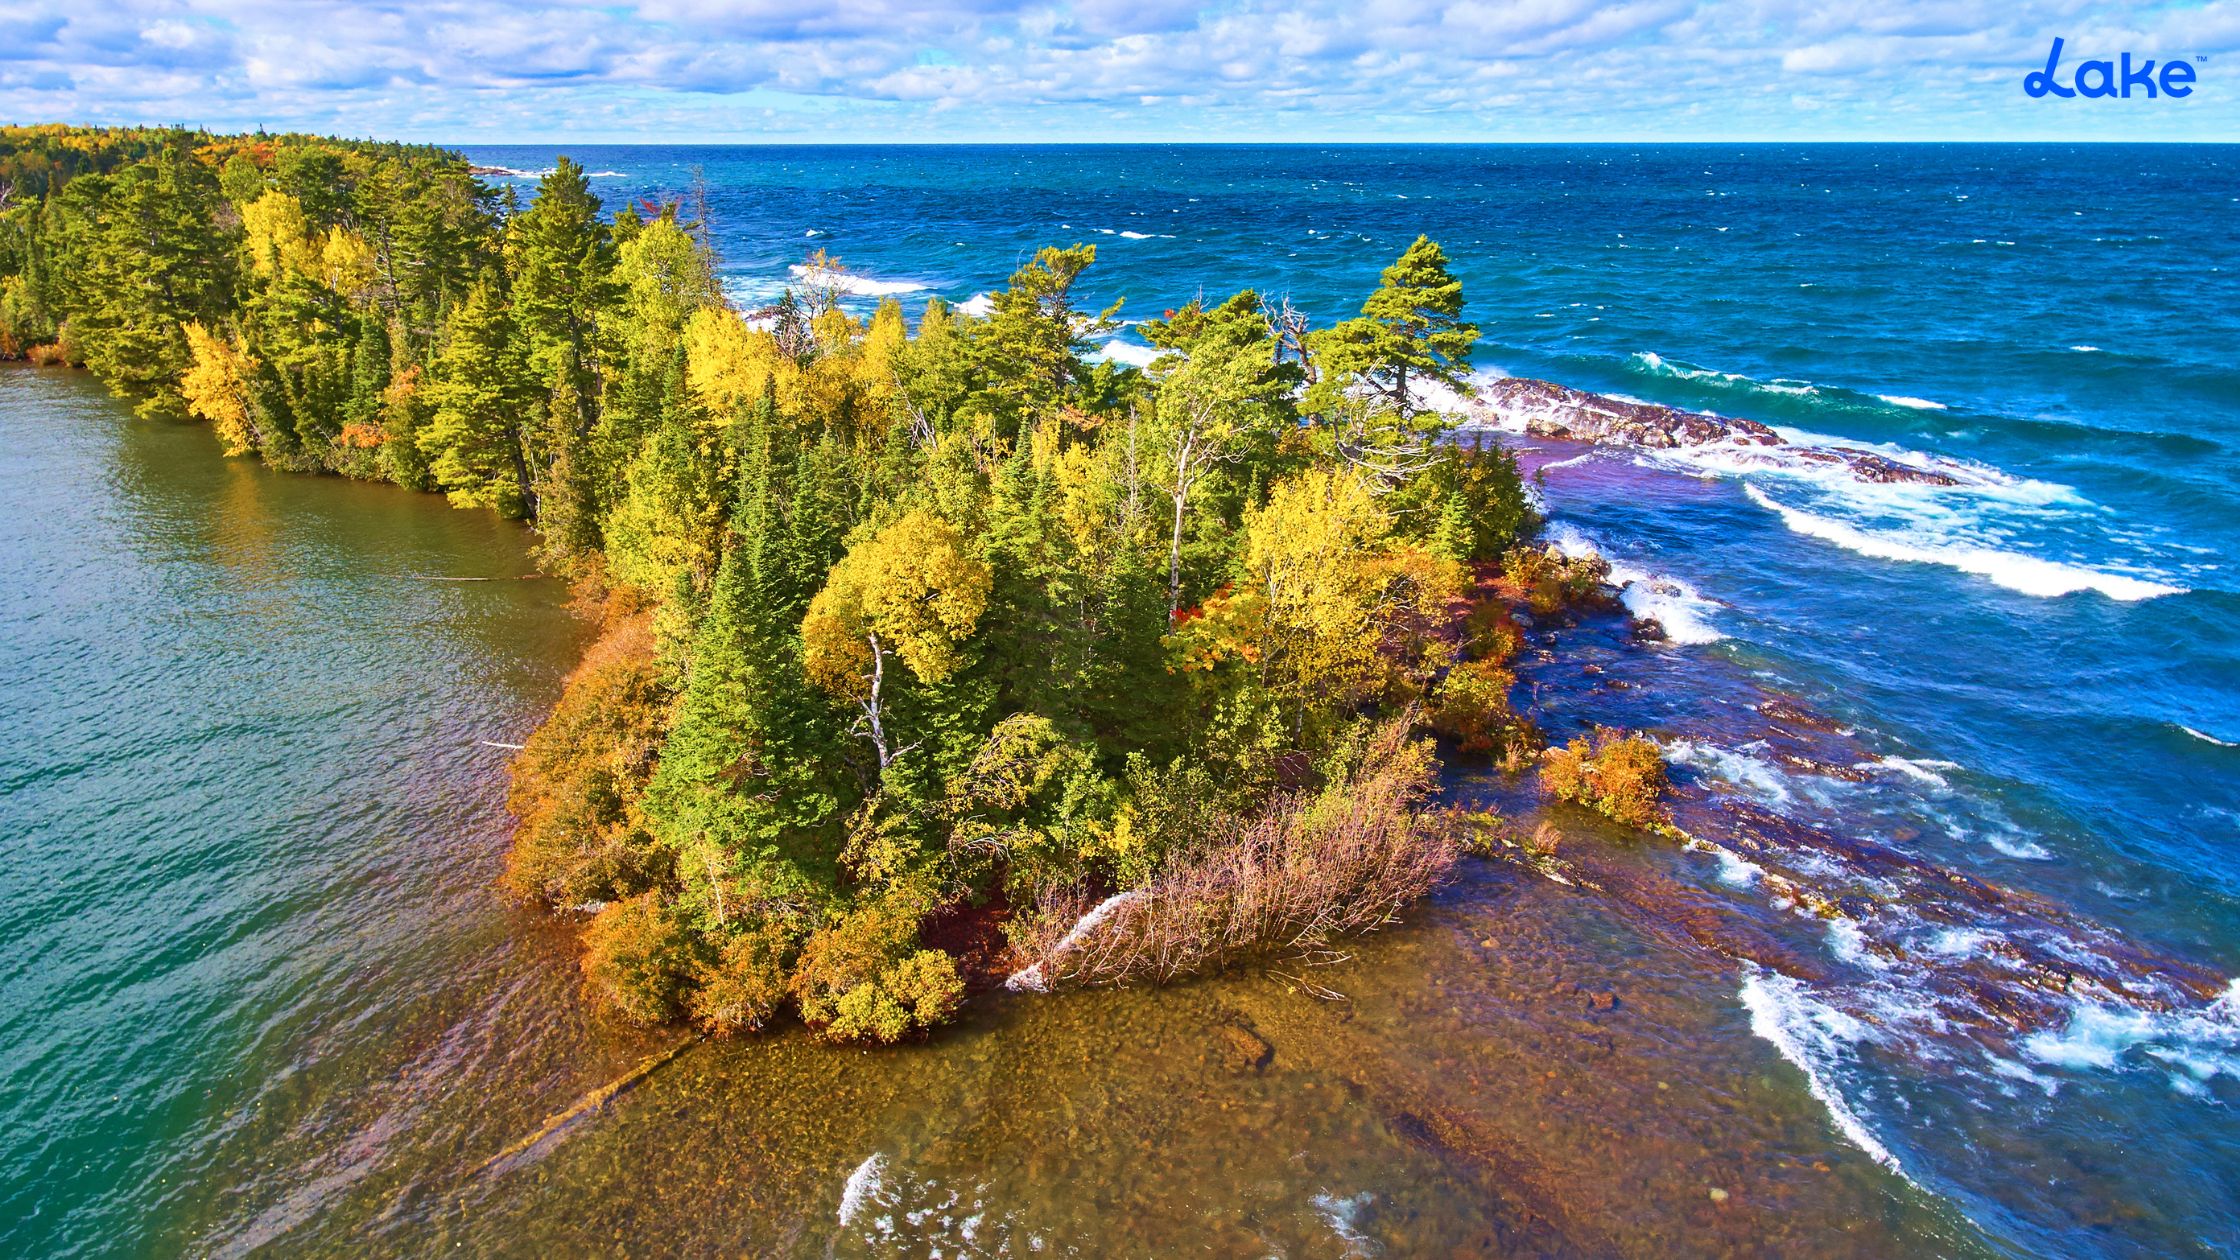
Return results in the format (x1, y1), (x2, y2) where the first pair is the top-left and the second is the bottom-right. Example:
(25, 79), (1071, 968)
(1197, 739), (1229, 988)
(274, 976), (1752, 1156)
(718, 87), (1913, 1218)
(1215, 1023), (1275, 1072)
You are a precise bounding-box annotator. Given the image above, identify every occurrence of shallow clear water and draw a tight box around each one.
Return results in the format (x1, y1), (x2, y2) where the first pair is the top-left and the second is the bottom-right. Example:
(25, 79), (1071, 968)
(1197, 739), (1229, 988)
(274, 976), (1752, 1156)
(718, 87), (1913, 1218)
(5, 142), (2238, 1256)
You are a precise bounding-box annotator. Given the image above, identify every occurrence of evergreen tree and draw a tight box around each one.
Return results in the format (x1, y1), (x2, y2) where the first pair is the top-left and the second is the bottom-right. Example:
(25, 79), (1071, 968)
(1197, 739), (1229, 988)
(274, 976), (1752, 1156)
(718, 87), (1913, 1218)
(421, 280), (534, 516)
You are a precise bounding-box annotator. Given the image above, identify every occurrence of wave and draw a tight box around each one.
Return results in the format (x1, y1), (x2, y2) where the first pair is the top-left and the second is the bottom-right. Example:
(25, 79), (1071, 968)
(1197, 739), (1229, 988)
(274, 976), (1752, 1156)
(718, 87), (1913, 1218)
(2022, 980), (2240, 1097)
(837, 1152), (885, 1227)
(1091, 338), (1164, 370)
(1633, 351), (1818, 398)
(1742, 486), (2184, 601)
(2181, 725), (2237, 748)
(1312, 1191), (1381, 1257)
(1985, 833), (2055, 860)
(1664, 739), (1797, 807)
(1738, 965), (1914, 1178)
(954, 292), (995, 318)
(785, 264), (928, 297)
(1865, 756), (1960, 788)
(1632, 352), (1969, 421)
(1545, 523), (1727, 644)
(473, 165), (626, 179)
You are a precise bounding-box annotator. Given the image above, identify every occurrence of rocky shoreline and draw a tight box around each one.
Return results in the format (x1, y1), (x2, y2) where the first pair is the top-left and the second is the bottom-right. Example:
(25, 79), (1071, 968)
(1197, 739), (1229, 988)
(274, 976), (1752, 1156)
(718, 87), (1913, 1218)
(1459, 376), (1964, 486)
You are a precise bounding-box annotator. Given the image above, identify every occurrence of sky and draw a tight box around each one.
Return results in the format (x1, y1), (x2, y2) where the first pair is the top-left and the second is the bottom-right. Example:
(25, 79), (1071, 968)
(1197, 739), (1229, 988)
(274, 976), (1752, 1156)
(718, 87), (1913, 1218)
(3, 1), (2236, 143)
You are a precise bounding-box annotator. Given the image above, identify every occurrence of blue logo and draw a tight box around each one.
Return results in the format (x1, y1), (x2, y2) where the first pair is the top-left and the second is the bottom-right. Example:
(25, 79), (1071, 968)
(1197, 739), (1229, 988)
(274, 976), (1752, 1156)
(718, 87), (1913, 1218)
(2026, 38), (2197, 98)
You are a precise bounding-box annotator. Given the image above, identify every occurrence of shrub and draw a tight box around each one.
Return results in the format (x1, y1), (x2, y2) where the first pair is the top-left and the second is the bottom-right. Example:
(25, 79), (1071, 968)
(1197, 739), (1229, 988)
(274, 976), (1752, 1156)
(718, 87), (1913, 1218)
(580, 893), (705, 1025)
(1462, 599), (1523, 664)
(791, 886), (964, 1043)
(1540, 729), (1669, 830)
(1500, 545), (1611, 617)
(824, 950), (964, 1044)
(1013, 718), (1460, 988)
(1430, 657), (1522, 758)
(688, 916), (801, 1034)
(503, 612), (670, 906)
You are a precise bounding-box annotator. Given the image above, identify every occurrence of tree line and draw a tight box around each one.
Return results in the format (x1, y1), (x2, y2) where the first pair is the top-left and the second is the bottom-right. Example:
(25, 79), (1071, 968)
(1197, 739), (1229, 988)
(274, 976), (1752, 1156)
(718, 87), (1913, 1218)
(0, 125), (1622, 1042)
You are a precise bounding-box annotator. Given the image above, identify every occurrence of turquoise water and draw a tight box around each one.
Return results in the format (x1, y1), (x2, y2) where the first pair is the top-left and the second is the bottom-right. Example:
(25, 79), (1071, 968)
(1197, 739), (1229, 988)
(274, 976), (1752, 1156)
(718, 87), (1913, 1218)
(0, 366), (591, 1255)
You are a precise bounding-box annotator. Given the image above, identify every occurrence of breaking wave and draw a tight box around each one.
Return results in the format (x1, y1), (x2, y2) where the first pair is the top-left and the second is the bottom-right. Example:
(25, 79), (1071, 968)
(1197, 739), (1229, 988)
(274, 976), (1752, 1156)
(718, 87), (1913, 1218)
(1544, 523), (1727, 645)
(1738, 965), (1913, 1179)
(1742, 486), (2185, 601)
(786, 264), (929, 297)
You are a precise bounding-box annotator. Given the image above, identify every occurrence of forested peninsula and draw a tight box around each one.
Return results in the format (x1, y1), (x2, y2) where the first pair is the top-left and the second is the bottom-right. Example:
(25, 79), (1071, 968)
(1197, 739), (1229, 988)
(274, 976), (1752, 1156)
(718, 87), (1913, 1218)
(1, 125), (1661, 1044)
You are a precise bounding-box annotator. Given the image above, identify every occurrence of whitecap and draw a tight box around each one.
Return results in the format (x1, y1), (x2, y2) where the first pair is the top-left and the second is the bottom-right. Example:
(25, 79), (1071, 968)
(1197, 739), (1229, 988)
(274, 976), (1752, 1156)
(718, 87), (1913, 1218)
(1738, 965), (1913, 1178)
(1985, 833), (2054, 861)
(1312, 1191), (1380, 1257)
(1091, 338), (1164, 370)
(1924, 927), (1989, 958)
(954, 292), (995, 318)
(1665, 739), (1793, 806)
(1743, 486), (2184, 601)
(786, 264), (929, 298)
(2070, 345), (2102, 353)
(1006, 891), (1142, 992)
(1866, 756), (1959, 788)
(2180, 725), (2237, 748)
(1877, 394), (1948, 411)
(1826, 918), (1890, 970)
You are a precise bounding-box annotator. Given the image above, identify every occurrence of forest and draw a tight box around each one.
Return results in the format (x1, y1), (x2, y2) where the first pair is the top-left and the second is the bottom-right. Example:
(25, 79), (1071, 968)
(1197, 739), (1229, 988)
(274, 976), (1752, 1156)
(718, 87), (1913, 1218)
(0, 125), (1656, 1043)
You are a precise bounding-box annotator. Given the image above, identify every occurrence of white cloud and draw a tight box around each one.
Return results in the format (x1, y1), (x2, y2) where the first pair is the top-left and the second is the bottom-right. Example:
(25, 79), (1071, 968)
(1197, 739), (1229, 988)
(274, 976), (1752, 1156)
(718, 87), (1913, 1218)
(0, 0), (2232, 139)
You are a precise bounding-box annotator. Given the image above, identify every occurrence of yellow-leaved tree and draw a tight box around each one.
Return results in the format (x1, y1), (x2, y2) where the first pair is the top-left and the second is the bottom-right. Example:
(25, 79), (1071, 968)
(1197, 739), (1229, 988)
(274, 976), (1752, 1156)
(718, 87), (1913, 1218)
(803, 510), (992, 770)
(1171, 465), (1462, 728)
(239, 189), (315, 279)
(179, 322), (262, 455)
(316, 227), (380, 306)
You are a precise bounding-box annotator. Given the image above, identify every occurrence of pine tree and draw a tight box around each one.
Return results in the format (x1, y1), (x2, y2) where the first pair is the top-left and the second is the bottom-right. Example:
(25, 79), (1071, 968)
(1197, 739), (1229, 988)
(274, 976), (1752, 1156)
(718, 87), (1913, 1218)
(1311, 234), (1476, 425)
(421, 280), (533, 516)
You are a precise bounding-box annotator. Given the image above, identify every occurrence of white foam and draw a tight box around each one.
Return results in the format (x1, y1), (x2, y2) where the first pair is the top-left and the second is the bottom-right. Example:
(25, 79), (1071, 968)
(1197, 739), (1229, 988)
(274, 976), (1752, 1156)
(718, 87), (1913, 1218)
(1665, 739), (1793, 806)
(1543, 523), (1727, 645)
(787, 264), (929, 298)
(1985, 833), (2054, 861)
(1924, 927), (1989, 958)
(2181, 725), (2237, 748)
(838, 1153), (886, 1226)
(1685, 838), (1764, 887)
(1311, 1192), (1379, 1257)
(1633, 351), (1819, 398)
(1738, 965), (1912, 1178)
(2022, 982), (2240, 1092)
(1877, 394), (1947, 411)
(954, 292), (995, 318)
(2070, 345), (2102, 353)
(1743, 486), (2184, 601)
(1868, 756), (1959, 789)
(1091, 338), (1164, 370)
(1826, 918), (1890, 970)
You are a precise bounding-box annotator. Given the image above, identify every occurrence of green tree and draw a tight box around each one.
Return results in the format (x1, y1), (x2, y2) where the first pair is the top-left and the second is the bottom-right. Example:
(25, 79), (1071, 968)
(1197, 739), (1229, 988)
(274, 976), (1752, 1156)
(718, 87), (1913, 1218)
(420, 279), (534, 515)
(1308, 235), (1476, 472)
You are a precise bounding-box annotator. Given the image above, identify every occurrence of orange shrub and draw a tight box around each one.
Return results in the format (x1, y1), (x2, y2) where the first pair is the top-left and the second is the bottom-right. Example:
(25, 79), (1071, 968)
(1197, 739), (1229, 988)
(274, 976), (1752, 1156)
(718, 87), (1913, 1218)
(1541, 729), (1669, 830)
